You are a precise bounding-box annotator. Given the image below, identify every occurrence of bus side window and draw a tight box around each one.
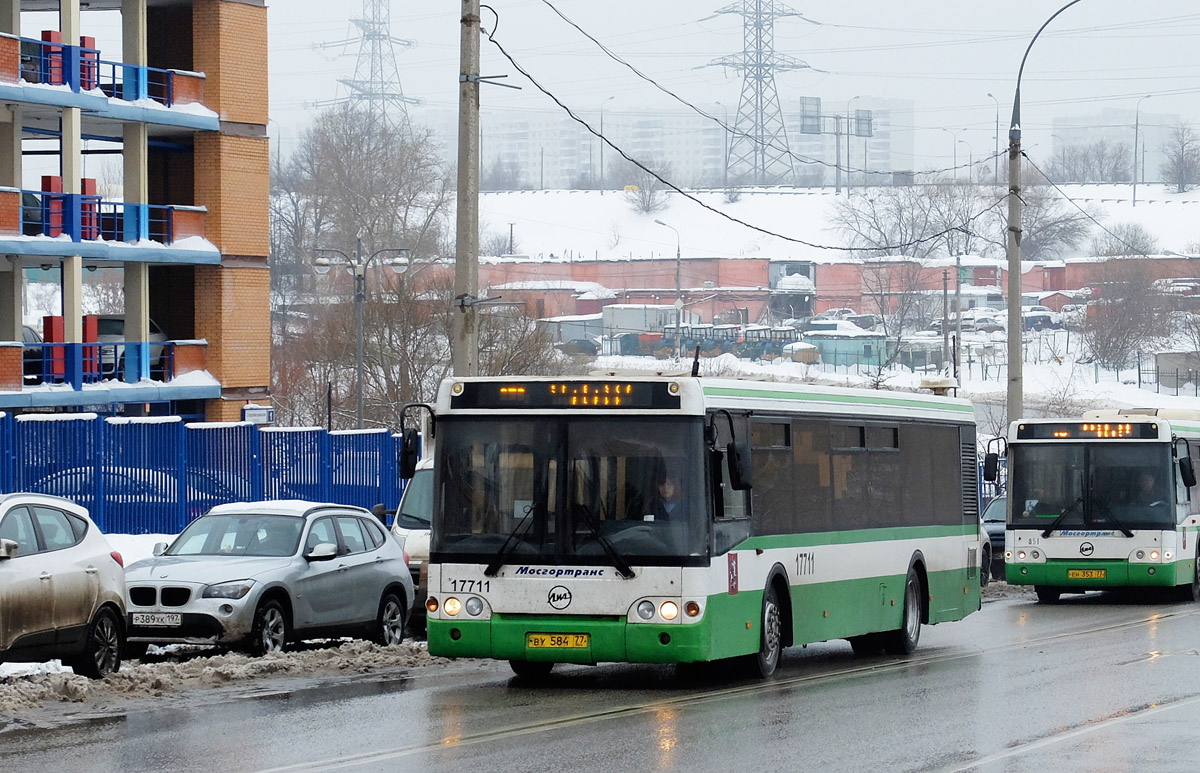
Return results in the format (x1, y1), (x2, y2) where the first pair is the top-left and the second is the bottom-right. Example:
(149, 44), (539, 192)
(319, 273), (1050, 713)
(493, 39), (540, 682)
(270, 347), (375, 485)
(714, 448), (750, 555)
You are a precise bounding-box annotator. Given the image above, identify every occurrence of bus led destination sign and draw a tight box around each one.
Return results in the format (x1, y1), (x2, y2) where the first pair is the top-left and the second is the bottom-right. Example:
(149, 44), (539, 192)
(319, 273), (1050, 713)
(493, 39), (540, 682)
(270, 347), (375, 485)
(1016, 422), (1159, 440)
(452, 381), (682, 410)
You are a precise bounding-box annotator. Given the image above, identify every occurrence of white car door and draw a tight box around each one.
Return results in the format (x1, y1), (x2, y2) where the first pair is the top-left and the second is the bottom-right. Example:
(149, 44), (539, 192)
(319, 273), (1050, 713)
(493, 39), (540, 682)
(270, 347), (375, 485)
(0, 506), (54, 651)
(30, 505), (98, 641)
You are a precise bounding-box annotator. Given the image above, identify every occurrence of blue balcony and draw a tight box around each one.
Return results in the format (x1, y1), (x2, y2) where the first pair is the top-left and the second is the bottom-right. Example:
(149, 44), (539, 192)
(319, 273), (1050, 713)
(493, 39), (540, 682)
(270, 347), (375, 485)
(0, 186), (219, 265)
(0, 32), (218, 131)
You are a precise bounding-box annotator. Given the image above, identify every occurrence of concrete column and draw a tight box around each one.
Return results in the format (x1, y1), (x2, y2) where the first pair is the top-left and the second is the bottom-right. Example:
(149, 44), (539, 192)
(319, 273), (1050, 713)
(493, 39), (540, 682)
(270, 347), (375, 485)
(0, 0), (18, 35)
(0, 262), (20, 342)
(0, 107), (23, 189)
(122, 0), (146, 65)
(60, 2), (82, 345)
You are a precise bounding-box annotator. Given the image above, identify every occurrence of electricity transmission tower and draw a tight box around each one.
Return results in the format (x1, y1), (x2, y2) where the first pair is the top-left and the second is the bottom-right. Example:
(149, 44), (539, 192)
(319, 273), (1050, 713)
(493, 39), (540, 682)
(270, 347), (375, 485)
(316, 0), (420, 129)
(710, 1), (813, 186)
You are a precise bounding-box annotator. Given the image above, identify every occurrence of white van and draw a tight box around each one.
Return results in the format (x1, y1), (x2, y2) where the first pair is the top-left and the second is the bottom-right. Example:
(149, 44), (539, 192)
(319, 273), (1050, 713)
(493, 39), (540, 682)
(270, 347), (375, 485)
(390, 456), (432, 632)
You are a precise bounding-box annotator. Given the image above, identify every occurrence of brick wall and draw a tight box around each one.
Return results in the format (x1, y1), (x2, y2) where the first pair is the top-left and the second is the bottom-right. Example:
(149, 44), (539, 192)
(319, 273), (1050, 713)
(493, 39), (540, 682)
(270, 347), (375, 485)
(0, 36), (18, 83)
(0, 344), (19, 390)
(193, 265), (270, 388)
(171, 71), (205, 106)
(206, 399), (250, 422)
(192, 0), (268, 125)
(0, 189), (19, 234)
(193, 133), (269, 256)
(171, 208), (206, 241)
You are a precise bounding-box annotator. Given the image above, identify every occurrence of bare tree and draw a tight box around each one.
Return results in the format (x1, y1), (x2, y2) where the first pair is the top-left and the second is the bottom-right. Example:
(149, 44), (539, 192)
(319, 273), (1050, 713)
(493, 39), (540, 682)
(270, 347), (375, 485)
(1162, 123), (1200, 194)
(616, 157), (673, 214)
(269, 105), (563, 428)
(1081, 258), (1174, 368)
(1015, 181), (1093, 260)
(1090, 222), (1159, 257)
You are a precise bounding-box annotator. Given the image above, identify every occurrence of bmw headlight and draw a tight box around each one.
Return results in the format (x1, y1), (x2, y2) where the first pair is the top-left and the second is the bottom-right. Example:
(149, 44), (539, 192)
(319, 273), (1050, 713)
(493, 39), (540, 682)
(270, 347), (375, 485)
(203, 580), (255, 600)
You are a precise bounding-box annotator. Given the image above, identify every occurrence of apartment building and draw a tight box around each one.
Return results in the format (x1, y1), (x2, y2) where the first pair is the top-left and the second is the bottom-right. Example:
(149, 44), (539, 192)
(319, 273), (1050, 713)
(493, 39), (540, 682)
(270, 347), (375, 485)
(0, 0), (269, 420)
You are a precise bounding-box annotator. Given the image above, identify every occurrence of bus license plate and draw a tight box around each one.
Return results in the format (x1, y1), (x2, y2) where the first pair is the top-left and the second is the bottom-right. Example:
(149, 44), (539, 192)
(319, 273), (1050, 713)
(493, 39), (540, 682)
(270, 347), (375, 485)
(527, 633), (589, 649)
(1068, 569), (1106, 580)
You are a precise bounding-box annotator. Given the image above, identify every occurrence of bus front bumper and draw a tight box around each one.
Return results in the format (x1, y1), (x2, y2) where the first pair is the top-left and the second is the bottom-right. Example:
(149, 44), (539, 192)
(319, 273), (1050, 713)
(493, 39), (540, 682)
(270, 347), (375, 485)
(427, 613), (712, 664)
(1005, 558), (1189, 589)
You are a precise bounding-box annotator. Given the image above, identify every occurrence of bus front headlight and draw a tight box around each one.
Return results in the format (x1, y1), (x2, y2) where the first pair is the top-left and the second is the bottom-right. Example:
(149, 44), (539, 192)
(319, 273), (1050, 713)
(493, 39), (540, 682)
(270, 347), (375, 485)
(659, 601), (679, 621)
(637, 600), (655, 620)
(465, 597), (484, 616)
(444, 597), (462, 616)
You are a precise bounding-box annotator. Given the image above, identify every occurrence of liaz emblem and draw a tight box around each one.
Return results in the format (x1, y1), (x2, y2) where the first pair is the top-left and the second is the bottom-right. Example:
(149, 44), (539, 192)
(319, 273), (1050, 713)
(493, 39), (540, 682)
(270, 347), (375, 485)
(547, 585), (572, 610)
(728, 553), (739, 595)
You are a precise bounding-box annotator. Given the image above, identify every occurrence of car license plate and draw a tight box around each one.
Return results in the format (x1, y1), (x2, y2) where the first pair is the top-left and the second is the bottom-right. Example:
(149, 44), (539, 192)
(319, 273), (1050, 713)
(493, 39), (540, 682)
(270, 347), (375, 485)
(1068, 569), (1106, 580)
(132, 613), (181, 627)
(526, 633), (589, 649)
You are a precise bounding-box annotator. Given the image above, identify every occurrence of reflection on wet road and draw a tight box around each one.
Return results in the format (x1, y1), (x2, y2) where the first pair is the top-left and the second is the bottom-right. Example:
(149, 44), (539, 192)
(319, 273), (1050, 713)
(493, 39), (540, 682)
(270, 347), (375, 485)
(6, 592), (1200, 772)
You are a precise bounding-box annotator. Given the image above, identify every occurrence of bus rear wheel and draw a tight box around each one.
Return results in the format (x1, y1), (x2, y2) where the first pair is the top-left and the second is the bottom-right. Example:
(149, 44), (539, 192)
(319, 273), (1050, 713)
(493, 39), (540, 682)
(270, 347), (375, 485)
(1035, 586), (1061, 604)
(509, 660), (554, 678)
(882, 566), (922, 655)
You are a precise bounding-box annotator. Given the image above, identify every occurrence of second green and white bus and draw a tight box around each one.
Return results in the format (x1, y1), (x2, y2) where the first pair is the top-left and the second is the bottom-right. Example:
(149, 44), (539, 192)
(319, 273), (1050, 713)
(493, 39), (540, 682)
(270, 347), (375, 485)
(990, 409), (1200, 603)
(407, 376), (984, 677)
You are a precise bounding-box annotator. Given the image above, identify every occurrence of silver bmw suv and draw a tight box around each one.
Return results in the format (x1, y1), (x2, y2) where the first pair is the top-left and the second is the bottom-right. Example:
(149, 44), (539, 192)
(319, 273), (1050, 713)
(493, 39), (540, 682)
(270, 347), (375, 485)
(124, 500), (413, 655)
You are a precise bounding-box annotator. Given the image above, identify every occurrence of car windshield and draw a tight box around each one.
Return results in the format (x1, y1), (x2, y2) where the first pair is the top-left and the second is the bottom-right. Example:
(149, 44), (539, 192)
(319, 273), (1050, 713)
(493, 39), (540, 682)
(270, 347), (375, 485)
(433, 416), (708, 565)
(395, 468), (432, 529)
(982, 497), (1006, 523)
(168, 514), (303, 557)
(1009, 444), (1175, 531)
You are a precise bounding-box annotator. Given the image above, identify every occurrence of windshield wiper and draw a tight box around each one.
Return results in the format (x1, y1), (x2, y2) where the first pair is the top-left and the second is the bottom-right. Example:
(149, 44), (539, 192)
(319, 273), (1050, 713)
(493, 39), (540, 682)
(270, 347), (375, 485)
(1091, 500), (1135, 538)
(1041, 495), (1085, 538)
(575, 503), (635, 579)
(484, 505), (537, 577)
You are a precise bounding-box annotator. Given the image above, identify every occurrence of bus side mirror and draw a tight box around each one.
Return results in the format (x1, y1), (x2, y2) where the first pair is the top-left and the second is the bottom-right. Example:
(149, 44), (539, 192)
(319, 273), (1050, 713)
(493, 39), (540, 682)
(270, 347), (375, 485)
(983, 453), (999, 483)
(1181, 457), (1196, 489)
(727, 440), (752, 491)
(399, 428), (419, 480)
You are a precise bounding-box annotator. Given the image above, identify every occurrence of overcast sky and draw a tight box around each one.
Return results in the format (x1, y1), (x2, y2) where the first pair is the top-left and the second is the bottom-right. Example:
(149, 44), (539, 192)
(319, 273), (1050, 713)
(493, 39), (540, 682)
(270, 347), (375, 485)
(265, 1), (1200, 171)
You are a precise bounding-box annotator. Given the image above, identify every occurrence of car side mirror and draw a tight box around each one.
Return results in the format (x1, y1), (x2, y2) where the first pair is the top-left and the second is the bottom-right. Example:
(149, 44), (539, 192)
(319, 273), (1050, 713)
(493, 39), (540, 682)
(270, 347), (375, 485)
(152, 542), (168, 557)
(305, 542), (338, 562)
(1181, 457), (1197, 489)
(371, 503), (390, 526)
(0, 538), (17, 559)
(983, 453), (999, 482)
(399, 427), (419, 480)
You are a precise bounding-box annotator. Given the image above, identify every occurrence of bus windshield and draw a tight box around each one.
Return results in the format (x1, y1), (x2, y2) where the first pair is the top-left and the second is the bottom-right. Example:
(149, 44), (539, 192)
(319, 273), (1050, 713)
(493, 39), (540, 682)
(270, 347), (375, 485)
(433, 416), (708, 565)
(1010, 443), (1175, 531)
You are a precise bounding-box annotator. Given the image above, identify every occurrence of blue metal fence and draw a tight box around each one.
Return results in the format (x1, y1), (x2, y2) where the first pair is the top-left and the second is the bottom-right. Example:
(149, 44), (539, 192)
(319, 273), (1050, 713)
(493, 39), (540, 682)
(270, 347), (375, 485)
(1, 415), (405, 535)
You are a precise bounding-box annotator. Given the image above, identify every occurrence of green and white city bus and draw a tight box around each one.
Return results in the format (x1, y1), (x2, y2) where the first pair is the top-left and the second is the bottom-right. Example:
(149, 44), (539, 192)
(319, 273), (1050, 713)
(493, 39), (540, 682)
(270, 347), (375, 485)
(404, 376), (983, 678)
(987, 409), (1200, 603)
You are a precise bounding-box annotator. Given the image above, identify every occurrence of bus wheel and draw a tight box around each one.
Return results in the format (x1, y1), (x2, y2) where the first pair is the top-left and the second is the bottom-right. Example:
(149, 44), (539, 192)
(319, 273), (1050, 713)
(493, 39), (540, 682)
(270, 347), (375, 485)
(1177, 554), (1200, 602)
(509, 660), (554, 678)
(883, 566), (922, 655)
(750, 583), (782, 678)
(1035, 586), (1061, 604)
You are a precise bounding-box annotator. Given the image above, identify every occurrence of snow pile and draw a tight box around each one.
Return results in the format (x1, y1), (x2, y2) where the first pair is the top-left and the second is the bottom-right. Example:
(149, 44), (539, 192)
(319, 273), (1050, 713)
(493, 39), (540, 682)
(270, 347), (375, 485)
(0, 639), (448, 713)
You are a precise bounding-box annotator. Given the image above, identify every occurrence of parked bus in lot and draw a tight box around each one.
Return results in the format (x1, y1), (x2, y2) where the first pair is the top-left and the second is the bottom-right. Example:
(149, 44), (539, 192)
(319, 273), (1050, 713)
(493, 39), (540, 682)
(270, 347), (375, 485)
(988, 409), (1200, 603)
(408, 376), (983, 678)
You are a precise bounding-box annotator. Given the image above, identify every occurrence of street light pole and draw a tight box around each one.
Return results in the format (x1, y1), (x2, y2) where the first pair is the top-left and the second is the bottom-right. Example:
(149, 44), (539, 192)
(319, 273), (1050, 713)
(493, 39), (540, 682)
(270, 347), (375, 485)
(987, 92), (1000, 182)
(846, 96), (861, 195)
(314, 239), (410, 429)
(1133, 94), (1151, 207)
(599, 96), (614, 195)
(1007, 0), (1085, 425)
(942, 127), (965, 180)
(654, 219), (682, 361)
(959, 139), (974, 182)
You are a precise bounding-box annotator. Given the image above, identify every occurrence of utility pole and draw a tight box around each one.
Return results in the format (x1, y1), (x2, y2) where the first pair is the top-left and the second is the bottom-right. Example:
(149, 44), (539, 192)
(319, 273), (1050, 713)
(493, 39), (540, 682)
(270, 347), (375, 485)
(942, 269), (950, 370)
(454, 0), (480, 376)
(1006, 0), (1084, 425)
(1133, 94), (1150, 207)
(955, 254), (963, 386)
(507, 222), (514, 255)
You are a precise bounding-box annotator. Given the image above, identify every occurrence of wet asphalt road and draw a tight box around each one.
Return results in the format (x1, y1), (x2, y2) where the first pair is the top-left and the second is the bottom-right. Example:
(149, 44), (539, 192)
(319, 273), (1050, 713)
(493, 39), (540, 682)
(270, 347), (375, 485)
(5, 591), (1200, 772)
